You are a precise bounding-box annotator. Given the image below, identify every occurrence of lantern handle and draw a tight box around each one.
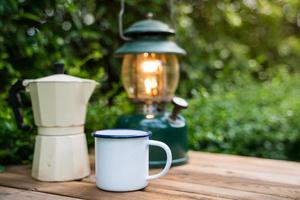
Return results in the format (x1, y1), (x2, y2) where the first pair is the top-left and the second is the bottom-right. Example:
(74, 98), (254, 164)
(119, 0), (131, 41)
(118, 0), (176, 41)
(169, 0), (176, 30)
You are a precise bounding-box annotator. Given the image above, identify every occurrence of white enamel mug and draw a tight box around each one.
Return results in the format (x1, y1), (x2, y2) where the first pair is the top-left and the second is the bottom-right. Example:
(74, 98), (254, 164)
(92, 129), (172, 192)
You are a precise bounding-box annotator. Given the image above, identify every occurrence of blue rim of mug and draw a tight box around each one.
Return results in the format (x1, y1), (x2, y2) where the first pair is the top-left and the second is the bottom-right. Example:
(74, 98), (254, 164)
(92, 129), (152, 139)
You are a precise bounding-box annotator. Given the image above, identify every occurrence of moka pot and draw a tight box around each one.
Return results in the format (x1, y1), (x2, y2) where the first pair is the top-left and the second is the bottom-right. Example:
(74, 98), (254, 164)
(9, 63), (98, 181)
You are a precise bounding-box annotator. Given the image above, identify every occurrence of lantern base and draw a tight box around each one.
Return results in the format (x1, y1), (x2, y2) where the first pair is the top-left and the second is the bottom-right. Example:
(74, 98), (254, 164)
(115, 113), (188, 168)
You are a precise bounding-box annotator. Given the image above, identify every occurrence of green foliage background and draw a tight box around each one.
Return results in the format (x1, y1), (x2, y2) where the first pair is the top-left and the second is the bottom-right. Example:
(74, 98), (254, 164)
(0, 0), (300, 164)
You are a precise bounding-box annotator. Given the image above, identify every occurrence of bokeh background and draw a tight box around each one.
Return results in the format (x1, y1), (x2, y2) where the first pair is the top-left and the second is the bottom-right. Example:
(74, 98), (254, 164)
(1, 0), (300, 164)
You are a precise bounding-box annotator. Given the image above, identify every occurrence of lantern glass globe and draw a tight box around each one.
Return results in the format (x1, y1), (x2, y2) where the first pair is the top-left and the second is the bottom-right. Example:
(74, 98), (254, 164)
(121, 53), (179, 103)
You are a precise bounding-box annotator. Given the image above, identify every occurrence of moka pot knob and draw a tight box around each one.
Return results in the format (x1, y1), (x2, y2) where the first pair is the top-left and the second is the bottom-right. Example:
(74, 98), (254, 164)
(54, 62), (64, 74)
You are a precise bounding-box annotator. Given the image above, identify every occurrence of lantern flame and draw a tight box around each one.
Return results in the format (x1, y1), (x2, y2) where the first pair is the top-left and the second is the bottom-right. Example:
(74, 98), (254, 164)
(141, 60), (161, 73)
(144, 78), (158, 95)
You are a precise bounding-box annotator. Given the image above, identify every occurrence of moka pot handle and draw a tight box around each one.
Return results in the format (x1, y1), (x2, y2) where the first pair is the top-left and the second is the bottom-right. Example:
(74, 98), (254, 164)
(8, 79), (31, 131)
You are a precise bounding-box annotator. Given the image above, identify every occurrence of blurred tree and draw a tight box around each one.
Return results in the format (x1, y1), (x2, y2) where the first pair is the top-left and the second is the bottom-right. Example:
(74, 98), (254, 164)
(175, 0), (300, 95)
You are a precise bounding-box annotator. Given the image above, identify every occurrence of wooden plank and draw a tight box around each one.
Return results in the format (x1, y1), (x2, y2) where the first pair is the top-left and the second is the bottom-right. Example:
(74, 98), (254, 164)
(0, 172), (222, 200)
(83, 160), (300, 199)
(82, 170), (300, 199)
(172, 163), (300, 186)
(150, 179), (291, 200)
(82, 169), (295, 199)
(163, 169), (300, 199)
(144, 187), (232, 200)
(189, 152), (300, 175)
(0, 172), (50, 190)
(38, 180), (208, 200)
(0, 186), (81, 200)
(187, 160), (300, 180)
(82, 174), (232, 200)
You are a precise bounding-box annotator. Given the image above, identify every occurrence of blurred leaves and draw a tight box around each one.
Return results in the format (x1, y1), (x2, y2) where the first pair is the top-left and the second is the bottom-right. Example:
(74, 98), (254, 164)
(186, 70), (300, 161)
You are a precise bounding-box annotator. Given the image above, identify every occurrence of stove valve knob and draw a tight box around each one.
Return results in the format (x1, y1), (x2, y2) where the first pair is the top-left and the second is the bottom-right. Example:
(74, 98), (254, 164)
(170, 96), (188, 120)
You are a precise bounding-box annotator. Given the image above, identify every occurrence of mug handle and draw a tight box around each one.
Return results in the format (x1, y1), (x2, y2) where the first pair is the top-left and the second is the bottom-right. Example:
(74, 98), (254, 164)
(147, 140), (172, 180)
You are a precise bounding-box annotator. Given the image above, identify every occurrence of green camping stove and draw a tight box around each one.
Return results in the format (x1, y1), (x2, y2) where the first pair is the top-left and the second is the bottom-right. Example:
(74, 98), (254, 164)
(115, 15), (188, 167)
(115, 98), (189, 168)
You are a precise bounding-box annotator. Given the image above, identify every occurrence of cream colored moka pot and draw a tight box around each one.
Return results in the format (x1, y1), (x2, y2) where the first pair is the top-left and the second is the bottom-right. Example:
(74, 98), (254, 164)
(9, 63), (98, 181)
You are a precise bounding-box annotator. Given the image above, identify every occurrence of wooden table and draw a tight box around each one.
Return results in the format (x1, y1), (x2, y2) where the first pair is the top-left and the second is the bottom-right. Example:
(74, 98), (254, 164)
(1, 151), (300, 200)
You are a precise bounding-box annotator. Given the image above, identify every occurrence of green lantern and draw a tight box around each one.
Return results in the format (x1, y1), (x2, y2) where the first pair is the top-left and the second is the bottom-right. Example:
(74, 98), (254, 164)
(115, 18), (186, 103)
(115, 10), (189, 167)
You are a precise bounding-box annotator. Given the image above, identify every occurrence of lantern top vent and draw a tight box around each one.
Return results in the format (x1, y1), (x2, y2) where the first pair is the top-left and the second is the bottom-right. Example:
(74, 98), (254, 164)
(116, 18), (186, 55)
(124, 19), (175, 37)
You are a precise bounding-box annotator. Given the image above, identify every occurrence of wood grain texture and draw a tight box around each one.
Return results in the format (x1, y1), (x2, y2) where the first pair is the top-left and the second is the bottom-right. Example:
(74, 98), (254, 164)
(1, 151), (300, 200)
(0, 186), (80, 200)
(0, 173), (218, 200)
(163, 170), (300, 199)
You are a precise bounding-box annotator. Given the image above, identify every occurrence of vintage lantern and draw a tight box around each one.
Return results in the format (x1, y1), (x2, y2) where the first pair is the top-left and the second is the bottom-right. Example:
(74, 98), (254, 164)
(116, 17), (185, 103)
(115, 10), (188, 167)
